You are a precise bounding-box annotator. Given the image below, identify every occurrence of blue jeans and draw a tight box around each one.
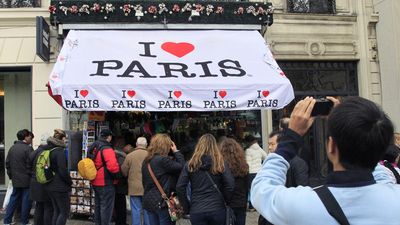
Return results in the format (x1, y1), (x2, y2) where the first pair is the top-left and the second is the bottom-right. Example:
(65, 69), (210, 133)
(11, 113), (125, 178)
(3, 187), (31, 225)
(190, 209), (226, 225)
(94, 185), (115, 225)
(130, 196), (150, 225)
(146, 208), (175, 225)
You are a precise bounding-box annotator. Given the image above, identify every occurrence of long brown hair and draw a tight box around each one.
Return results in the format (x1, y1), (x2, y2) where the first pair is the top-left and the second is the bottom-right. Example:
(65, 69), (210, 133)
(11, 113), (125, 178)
(145, 134), (172, 162)
(188, 133), (224, 174)
(219, 138), (249, 177)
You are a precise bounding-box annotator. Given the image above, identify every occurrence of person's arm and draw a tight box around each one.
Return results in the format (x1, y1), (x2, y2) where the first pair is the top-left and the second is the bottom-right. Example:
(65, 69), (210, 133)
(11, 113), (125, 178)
(121, 155), (130, 177)
(176, 163), (190, 213)
(102, 148), (120, 174)
(6, 151), (11, 180)
(260, 148), (267, 161)
(25, 146), (34, 176)
(56, 149), (72, 186)
(251, 97), (315, 224)
(292, 157), (309, 186)
(161, 151), (185, 173)
(221, 163), (235, 203)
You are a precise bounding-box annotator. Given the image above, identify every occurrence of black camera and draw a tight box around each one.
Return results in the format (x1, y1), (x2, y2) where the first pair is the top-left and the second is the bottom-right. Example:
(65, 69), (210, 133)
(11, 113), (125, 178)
(311, 98), (334, 117)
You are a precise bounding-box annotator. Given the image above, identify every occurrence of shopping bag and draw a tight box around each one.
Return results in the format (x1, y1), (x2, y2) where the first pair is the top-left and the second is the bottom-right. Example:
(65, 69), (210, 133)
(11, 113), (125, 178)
(2, 181), (13, 209)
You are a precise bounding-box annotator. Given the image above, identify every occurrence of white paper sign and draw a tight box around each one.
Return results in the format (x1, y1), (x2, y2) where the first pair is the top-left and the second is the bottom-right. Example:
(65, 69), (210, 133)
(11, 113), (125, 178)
(49, 30), (294, 111)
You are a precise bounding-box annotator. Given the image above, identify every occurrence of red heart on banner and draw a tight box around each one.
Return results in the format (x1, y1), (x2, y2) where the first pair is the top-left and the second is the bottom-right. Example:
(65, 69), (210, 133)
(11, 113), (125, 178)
(262, 90), (270, 97)
(174, 91), (182, 98)
(161, 42), (195, 58)
(80, 90), (89, 98)
(219, 90), (227, 98)
(127, 90), (136, 98)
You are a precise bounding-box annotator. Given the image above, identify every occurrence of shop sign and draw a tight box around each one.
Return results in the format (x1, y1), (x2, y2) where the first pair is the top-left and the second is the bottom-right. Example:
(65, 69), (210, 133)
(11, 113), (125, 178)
(36, 16), (50, 62)
(48, 30), (294, 111)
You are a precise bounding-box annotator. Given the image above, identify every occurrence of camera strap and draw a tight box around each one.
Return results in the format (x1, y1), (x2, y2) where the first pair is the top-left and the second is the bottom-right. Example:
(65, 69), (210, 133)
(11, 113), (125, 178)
(314, 185), (350, 225)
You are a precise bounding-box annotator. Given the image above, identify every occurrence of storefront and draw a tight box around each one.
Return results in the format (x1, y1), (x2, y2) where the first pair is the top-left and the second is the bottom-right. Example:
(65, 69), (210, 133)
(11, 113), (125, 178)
(48, 27), (293, 153)
(47, 1), (286, 151)
(0, 68), (32, 185)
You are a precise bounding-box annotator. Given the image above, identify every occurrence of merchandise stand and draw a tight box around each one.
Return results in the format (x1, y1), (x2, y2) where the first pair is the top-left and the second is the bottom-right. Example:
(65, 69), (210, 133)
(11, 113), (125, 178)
(70, 171), (95, 216)
(69, 121), (96, 218)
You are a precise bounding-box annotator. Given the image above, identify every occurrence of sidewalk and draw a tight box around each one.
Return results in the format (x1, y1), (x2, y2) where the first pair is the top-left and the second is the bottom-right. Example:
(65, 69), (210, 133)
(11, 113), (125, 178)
(0, 211), (260, 225)
(65, 211), (259, 225)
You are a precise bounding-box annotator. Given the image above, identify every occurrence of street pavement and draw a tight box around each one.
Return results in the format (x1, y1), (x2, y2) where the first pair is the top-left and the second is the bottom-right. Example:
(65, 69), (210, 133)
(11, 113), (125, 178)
(0, 210), (260, 225)
(65, 211), (260, 225)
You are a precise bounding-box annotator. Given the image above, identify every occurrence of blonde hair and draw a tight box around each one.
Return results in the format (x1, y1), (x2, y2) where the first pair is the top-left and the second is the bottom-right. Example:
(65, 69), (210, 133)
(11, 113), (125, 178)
(145, 134), (172, 162)
(188, 134), (225, 174)
(53, 129), (66, 140)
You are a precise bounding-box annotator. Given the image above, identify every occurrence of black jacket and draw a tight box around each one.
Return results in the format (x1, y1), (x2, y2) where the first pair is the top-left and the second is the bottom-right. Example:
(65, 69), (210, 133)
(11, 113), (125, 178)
(29, 144), (51, 202)
(6, 140), (33, 188)
(176, 155), (235, 214)
(115, 149), (128, 195)
(142, 152), (185, 212)
(229, 175), (248, 208)
(45, 137), (72, 192)
(285, 155), (309, 187)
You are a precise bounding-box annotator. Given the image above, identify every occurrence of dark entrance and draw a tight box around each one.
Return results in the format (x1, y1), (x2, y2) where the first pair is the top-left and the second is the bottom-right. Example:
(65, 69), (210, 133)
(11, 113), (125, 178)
(273, 61), (358, 186)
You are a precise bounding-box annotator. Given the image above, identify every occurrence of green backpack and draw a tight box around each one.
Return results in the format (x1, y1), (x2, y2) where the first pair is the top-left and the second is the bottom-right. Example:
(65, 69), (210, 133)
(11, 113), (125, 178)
(36, 148), (57, 184)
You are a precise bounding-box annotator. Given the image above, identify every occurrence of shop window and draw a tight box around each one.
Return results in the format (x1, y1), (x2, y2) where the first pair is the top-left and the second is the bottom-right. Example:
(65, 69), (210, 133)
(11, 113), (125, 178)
(0, 70), (32, 185)
(287, 0), (336, 14)
(273, 61), (357, 186)
(0, 0), (40, 8)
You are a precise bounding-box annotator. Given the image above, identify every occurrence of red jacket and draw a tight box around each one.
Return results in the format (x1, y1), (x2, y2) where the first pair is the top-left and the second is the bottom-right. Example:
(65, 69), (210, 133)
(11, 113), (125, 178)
(91, 143), (120, 186)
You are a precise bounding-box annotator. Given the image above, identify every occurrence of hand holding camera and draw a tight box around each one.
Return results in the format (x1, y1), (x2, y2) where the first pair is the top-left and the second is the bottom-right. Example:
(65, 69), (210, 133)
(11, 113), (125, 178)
(289, 96), (338, 136)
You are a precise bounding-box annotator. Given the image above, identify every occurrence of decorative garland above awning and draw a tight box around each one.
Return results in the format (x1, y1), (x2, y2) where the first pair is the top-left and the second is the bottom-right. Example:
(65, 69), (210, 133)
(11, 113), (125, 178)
(49, 1), (274, 25)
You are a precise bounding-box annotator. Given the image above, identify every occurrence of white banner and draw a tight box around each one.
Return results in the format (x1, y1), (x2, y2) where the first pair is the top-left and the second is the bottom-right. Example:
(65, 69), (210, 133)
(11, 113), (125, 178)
(49, 30), (294, 111)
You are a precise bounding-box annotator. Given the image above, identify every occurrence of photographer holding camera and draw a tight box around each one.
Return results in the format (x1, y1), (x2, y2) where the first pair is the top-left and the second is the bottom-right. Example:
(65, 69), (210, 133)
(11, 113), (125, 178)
(251, 96), (400, 225)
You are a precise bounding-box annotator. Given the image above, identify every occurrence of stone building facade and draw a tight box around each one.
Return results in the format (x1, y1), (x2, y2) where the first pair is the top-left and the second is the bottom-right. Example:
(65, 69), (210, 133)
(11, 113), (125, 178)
(0, 0), (393, 186)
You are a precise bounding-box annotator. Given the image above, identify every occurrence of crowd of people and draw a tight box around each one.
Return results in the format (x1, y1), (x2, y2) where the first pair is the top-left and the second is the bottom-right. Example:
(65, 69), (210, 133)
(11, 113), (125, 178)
(3, 96), (400, 225)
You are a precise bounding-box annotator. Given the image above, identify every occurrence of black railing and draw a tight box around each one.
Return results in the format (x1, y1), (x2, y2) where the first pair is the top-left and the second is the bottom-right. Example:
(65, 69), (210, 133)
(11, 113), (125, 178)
(0, 0), (40, 8)
(49, 1), (273, 25)
(287, 0), (335, 14)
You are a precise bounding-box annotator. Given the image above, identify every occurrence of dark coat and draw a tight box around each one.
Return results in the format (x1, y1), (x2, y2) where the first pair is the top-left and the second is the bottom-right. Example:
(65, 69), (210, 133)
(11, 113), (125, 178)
(285, 155), (309, 187)
(176, 155), (235, 214)
(229, 175), (248, 209)
(6, 140), (33, 188)
(142, 152), (185, 212)
(29, 144), (51, 202)
(115, 149), (128, 195)
(45, 137), (72, 192)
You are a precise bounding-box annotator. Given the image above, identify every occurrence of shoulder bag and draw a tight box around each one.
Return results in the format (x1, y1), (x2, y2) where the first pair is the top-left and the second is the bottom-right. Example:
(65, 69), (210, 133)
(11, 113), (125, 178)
(314, 185), (350, 225)
(147, 163), (184, 221)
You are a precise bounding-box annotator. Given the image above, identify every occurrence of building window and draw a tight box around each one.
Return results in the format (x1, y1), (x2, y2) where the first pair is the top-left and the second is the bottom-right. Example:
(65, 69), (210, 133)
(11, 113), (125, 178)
(287, 0), (335, 14)
(272, 61), (357, 186)
(0, 0), (40, 8)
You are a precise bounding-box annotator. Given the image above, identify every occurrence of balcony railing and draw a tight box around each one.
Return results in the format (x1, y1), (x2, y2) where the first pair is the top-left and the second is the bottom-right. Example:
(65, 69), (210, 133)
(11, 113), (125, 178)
(0, 0), (40, 8)
(49, 0), (273, 26)
(287, 0), (335, 14)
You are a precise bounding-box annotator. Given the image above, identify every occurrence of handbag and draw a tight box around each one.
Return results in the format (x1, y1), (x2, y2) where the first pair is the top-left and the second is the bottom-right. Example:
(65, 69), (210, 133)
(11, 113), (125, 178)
(147, 163), (184, 221)
(205, 172), (236, 225)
